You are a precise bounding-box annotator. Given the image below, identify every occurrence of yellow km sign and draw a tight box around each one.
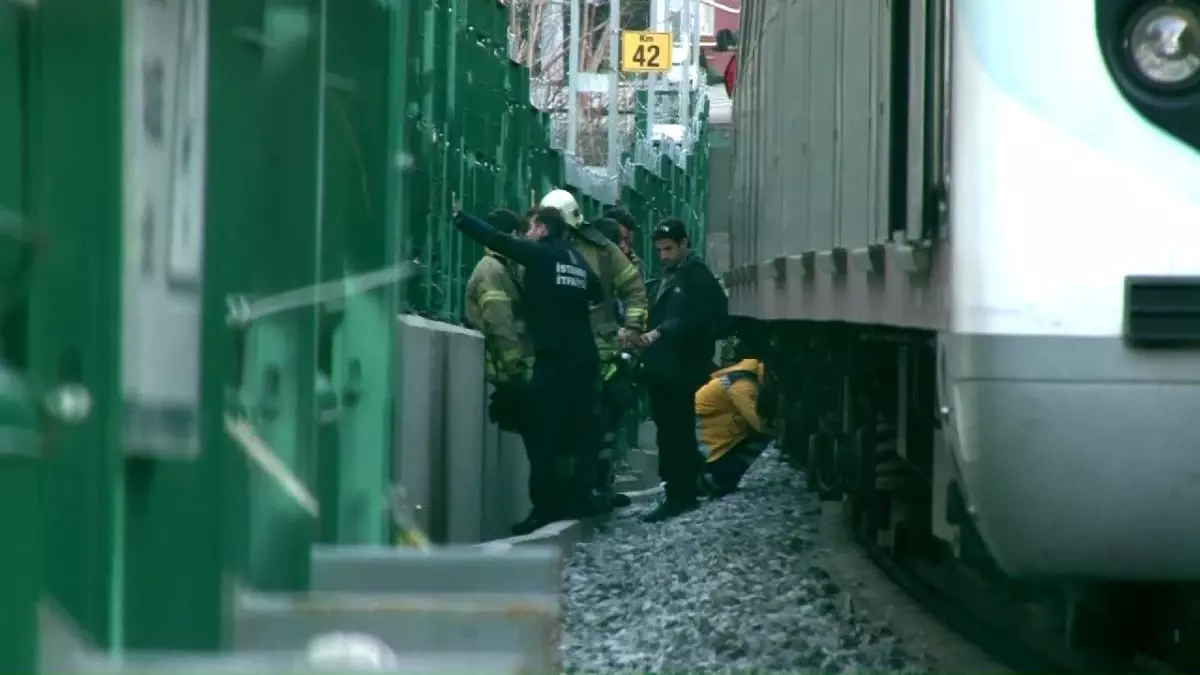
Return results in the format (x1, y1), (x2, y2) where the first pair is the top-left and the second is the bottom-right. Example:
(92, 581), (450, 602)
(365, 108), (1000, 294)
(620, 31), (672, 73)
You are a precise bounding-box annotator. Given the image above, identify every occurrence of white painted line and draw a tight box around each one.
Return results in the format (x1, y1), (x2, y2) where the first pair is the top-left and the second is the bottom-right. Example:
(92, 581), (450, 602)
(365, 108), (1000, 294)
(623, 485), (665, 503)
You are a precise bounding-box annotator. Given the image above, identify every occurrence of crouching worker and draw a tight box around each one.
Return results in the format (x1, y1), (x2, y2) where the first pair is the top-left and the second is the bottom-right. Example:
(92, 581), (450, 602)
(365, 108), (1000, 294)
(695, 351), (773, 498)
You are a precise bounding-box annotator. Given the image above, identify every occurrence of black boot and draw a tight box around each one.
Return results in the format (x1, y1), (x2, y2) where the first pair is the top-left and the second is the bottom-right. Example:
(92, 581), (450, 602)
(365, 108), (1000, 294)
(510, 509), (556, 536)
(707, 485), (738, 499)
(641, 496), (698, 523)
(610, 493), (633, 508)
(698, 474), (738, 500)
(576, 490), (614, 518)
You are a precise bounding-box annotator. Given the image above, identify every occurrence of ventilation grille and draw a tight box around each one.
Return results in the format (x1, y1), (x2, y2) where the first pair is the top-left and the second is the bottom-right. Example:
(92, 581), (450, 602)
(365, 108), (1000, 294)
(1124, 276), (1200, 346)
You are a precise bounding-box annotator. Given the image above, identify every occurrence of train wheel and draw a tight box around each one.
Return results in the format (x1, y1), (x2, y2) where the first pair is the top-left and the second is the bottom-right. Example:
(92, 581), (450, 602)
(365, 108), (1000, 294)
(839, 430), (861, 500)
(779, 400), (807, 466)
(892, 521), (919, 561)
(807, 431), (841, 500)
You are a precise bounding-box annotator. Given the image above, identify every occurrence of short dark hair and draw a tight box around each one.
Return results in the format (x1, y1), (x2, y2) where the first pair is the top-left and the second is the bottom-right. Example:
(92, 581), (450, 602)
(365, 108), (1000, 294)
(652, 218), (688, 243)
(591, 217), (622, 244)
(532, 207), (569, 238)
(487, 208), (528, 236)
(731, 319), (766, 360)
(604, 207), (637, 231)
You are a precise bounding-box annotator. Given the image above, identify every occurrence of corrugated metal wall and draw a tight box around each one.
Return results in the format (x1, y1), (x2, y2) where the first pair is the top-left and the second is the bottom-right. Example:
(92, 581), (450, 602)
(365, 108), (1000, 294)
(730, 0), (893, 272)
(705, 126), (733, 274)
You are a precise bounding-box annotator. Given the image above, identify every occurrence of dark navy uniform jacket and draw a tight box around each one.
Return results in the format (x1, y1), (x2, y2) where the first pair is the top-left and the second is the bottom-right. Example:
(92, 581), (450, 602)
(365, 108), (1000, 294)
(643, 251), (722, 385)
(454, 212), (602, 364)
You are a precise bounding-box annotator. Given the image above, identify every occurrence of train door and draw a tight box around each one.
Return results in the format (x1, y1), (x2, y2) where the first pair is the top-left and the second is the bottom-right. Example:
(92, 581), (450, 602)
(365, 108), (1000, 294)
(892, 0), (952, 244)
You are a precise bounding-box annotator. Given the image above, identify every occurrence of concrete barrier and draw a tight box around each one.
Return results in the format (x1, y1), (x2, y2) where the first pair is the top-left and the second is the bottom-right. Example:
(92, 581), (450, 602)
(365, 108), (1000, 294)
(393, 314), (533, 545)
(441, 324), (487, 543)
(480, 421), (532, 542)
(394, 315), (449, 540)
(229, 545), (560, 673)
(233, 590), (557, 674)
(393, 312), (658, 547)
(76, 652), (529, 675)
(495, 429), (532, 537)
(310, 545), (560, 595)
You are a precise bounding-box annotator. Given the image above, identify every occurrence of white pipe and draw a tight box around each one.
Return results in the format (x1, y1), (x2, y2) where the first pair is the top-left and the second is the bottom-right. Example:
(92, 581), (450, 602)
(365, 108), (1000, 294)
(536, 0), (738, 12)
(607, 0), (621, 173)
(645, 0), (659, 143)
(678, 0), (690, 127)
(698, 0), (738, 14)
(567, 0), (580, 157)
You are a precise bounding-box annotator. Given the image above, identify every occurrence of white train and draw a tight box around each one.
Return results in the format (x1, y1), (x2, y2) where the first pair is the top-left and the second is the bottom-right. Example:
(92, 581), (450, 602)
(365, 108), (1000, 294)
(721, 0), (1200, 592)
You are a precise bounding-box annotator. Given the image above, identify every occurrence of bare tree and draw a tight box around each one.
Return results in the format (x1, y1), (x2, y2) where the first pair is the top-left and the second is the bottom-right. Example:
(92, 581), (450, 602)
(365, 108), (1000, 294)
(503, 0), (650, 167)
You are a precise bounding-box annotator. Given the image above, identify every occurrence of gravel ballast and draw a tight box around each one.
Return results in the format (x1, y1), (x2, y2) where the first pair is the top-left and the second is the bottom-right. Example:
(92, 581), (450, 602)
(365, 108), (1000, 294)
(561, 448), (928, 674)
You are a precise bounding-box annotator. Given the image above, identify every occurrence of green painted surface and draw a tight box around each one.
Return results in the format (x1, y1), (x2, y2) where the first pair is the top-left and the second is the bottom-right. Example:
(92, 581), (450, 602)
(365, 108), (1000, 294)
(0, 0), (709, 664)
(27, 0), (125, 652)
(322, 0), (394, 546)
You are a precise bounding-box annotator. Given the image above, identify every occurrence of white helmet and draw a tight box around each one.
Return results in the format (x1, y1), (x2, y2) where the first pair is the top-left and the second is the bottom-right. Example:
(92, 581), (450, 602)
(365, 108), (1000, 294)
(539, 189), (583, 228)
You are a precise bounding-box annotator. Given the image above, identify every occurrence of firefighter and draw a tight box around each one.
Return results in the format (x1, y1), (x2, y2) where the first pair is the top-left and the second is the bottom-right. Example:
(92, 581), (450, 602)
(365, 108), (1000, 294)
(590, 217), (628, 324)
(539, 190), (649, 504)
(464, 209), (532, 421)
(603, 206), (645, 277)
(694, 334), (772, 498)
(453, 198), (608, 534)
(592, 216), (623, 252)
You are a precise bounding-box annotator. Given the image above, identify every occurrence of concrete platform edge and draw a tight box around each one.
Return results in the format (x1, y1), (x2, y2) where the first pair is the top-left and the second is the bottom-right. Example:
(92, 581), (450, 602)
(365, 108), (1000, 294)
(474, 486), (663, 555)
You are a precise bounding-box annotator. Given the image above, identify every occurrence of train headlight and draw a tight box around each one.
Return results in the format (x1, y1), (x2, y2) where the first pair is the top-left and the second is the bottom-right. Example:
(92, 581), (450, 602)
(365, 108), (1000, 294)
(1126, 3), (1200, 90)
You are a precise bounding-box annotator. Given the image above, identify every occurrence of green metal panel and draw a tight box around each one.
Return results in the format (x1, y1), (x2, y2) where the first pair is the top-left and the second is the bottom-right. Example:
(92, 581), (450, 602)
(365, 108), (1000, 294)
(0, 453), (39, 672)
(202, 0), (269, 623)
(26, 0), (125, 651)
(120, 0), (227, 651)
(322, 0), (393, 546)
(0, 11), (39, 662)
(0, 0), (711, 665)
(0, 8), (41, 670)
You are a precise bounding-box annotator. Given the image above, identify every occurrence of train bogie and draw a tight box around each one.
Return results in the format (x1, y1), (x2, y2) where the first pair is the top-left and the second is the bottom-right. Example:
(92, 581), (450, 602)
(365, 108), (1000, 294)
(727, 0), (1200, 583)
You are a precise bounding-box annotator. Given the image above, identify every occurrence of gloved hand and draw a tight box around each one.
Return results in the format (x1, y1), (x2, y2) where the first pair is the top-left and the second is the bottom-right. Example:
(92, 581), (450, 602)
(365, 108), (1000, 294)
(604, 373), (636, 412)
(489, 381), (527, 433)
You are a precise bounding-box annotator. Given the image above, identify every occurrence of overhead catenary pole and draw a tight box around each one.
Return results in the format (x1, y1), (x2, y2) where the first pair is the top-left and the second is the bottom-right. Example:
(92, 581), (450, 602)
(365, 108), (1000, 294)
(688, 0), (701, 155)
(567, 0), (581, 157)
(607, 0), (621, 174)
(645, 0), (660, 145)
(678, 0), (690, 130)
(690, 0), (700, 115)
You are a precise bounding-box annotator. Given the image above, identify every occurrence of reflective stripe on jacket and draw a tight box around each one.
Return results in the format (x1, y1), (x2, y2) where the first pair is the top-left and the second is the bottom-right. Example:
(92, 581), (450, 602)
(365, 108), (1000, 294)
(464, 252), (533, 384)
(568, 230), (649, 367)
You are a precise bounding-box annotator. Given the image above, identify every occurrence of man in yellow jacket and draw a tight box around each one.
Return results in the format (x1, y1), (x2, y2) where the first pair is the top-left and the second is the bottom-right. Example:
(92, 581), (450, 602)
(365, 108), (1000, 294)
(464, 208), (533, 430)
(694, 355), (772, 497)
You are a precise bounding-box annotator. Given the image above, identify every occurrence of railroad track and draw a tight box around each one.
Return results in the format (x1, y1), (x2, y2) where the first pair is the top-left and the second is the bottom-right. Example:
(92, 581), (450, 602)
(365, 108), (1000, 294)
(821, 490), (1175, 674)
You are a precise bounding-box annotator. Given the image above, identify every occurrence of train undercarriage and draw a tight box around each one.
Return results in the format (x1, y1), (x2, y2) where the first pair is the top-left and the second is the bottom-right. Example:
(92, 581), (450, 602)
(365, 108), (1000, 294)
(757, 319), (1200, 672)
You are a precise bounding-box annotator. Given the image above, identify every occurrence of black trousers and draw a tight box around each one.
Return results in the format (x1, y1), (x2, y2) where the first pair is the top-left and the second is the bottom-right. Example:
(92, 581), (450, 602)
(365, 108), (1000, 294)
(699, 433), (770, 496)
(647, 376), (706, 501)
(524, 355), (600, 515)
(595, 372), (635, 492)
